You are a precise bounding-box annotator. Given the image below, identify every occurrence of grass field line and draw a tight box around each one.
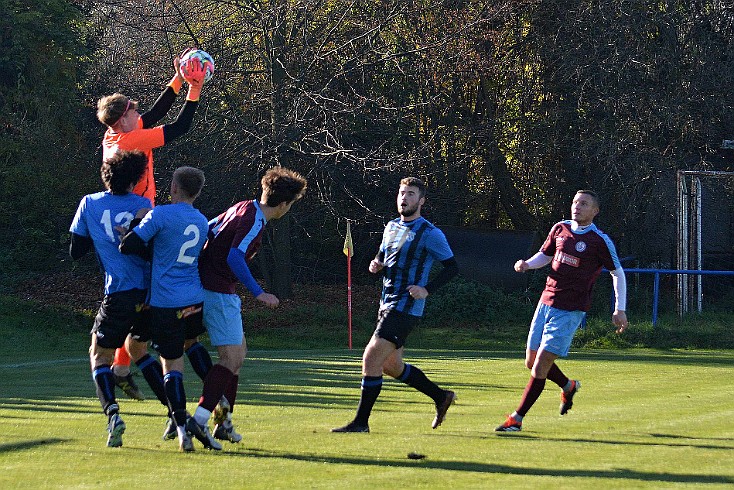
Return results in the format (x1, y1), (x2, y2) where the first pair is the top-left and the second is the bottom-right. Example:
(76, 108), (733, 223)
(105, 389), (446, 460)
(0, 347), (525, 371)
(0, 349), (358, 370)
(0, 357), (89, 369)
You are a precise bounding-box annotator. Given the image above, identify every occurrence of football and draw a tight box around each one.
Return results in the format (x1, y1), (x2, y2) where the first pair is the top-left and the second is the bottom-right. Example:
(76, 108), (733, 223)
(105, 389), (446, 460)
(180, 49), (215, 83)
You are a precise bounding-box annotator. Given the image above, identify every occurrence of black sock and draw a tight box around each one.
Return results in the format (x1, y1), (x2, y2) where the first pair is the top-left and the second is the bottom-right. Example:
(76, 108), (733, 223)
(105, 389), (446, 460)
(164, 370), (187, 426)
(135, 354), (168, 408)
(398, 363), (444, 404)
(92, 364), (116, 414)
(354, 376), (382, 426)
(185, 342), (213, 382)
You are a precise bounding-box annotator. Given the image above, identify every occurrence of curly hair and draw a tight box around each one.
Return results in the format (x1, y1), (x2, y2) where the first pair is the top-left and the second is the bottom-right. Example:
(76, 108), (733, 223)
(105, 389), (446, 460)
(101, 151), (147, 194)
(261, 166), (308, 207)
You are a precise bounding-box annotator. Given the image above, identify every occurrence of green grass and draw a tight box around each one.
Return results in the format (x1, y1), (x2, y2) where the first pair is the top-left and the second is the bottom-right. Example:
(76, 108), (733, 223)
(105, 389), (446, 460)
(1, 297), (733, 488)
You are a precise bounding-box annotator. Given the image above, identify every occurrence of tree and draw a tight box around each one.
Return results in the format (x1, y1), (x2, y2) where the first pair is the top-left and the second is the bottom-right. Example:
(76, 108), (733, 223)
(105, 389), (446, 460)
(0, 0), (94, 273)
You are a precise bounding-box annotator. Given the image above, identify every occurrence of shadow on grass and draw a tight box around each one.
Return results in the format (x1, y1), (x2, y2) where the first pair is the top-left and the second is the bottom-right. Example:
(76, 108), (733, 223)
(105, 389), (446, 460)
(2, 350), (733, 412)
(490, 432), (733, 451)
(220, 447), (734, 484)
(649, 433), (734, 442)
(0, 438), (68, 453)
(395, 349), (734, 367)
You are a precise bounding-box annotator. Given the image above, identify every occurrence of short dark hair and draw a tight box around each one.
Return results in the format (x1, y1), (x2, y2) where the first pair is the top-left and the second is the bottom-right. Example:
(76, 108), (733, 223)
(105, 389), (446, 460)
(400, 177), (426, 198)
(101, 150), (147, 194)
(173, 166), (205, 199)
(261, 166), (308, 207)
(576, 189), (600, 207)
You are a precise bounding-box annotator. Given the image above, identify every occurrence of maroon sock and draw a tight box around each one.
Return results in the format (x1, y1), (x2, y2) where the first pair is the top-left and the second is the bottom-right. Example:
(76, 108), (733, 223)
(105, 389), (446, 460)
(199, 364), (234, 412)
(223, 374), (239, 412)
(546, 363), (569, 389)
(516, 376), (546, 416)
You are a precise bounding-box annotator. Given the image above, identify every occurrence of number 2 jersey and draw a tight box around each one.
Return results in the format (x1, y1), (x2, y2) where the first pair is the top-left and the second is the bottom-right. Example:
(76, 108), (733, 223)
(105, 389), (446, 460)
(69, 191), (152, 295)
(132, 203), (209, 308)
(539, 220), (622, 312)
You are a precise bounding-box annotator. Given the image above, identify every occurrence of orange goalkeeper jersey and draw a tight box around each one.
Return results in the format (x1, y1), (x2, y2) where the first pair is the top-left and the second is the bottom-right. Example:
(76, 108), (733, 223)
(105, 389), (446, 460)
(102, 118), (164, 204)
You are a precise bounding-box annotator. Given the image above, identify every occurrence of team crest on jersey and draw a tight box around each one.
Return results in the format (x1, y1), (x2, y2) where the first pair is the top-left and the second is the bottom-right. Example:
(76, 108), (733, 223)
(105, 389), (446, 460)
(575, 241), (587, 252)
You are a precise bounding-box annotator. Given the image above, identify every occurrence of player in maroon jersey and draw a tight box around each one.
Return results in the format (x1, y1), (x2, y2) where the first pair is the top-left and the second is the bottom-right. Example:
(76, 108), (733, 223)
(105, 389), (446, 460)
(184, 166), (307, 450)
(495, 190), (628, 432)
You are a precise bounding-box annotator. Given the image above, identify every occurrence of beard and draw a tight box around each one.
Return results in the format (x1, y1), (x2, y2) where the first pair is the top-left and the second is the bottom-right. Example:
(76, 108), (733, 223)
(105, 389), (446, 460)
(399, 203), (419, 217)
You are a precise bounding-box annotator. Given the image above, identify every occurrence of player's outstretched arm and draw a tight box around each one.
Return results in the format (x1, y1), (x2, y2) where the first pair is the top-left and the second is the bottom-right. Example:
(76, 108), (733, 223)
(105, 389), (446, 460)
(140, 50), (191, 128)
(515, 252), (552, 272)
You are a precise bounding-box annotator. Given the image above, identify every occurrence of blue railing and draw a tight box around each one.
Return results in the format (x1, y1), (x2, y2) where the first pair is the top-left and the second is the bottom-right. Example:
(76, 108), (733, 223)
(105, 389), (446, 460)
(612, 268), (734, 327)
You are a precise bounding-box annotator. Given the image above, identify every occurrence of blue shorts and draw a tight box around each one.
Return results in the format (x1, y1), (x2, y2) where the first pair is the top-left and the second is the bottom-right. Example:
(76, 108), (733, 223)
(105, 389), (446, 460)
(202, 289), (243, 347)
(527, 302), (585, 357)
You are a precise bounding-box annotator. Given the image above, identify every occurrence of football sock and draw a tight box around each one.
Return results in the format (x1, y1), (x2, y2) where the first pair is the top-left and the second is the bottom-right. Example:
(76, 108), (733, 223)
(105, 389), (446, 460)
(354, 376), (382, 426)
(193, 406), (213, 426)
(510, 411), (523, 422)
(516, 376), (546, 417)
(92, 364), (116, 414)
(546, 363), (569, 389)
(199, 364), (235, 412)
(106, 403), (120, 419)
(113, 347), (132, 374)
(398, 363), (444, 403)
(135, 354), (168, 407)
(223, 374), (239, 411)
(164, 370), (188, 426)
(185, 342), (213, 381)
(112, 363), (130, 377)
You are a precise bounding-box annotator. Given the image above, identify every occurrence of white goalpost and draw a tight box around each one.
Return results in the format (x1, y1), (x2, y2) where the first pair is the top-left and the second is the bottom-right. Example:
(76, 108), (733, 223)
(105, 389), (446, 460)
(676, 169), (734, 316)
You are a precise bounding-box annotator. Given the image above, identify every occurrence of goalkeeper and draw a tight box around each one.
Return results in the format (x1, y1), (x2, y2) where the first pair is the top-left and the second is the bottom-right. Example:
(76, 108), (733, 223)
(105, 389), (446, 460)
(94, 50), (211, 401)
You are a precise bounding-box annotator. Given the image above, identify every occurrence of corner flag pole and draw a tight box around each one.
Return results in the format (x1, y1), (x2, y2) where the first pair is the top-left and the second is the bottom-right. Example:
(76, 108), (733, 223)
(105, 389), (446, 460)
(343, 221), (354, 349)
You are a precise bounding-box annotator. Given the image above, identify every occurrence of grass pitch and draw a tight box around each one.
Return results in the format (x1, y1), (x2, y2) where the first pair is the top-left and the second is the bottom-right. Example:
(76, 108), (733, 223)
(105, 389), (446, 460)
(1, 343), (733, 489)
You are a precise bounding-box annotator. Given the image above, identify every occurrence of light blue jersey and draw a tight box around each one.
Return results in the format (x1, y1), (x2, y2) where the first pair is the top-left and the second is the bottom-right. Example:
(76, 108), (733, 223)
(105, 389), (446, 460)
(133, 203), (209, 308)
(379, 217), (454, 317)
(69, 191), (151, 294)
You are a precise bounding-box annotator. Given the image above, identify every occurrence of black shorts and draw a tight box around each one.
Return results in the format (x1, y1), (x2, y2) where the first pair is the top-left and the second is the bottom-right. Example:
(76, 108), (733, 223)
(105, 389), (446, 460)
(183, 305), (206, 340)
(150, 303), (203, 360)
(374, 308), (419, 348)
(92, 289), (151, 349)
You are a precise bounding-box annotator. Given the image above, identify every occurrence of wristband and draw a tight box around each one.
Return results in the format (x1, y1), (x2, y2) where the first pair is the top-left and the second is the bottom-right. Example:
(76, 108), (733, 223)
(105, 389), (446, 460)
(187, 85), (202, 102)
(167, 76), (183, 95)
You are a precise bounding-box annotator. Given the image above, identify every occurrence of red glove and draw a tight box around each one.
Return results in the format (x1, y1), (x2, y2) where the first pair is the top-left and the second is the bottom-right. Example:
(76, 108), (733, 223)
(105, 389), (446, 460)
(183, 58), (206, 101)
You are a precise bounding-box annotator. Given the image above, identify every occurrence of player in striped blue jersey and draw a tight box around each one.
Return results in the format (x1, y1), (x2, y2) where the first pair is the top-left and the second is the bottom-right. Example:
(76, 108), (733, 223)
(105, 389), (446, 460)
(119, 166), (210, 451)
(332, 177), (459, 433)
